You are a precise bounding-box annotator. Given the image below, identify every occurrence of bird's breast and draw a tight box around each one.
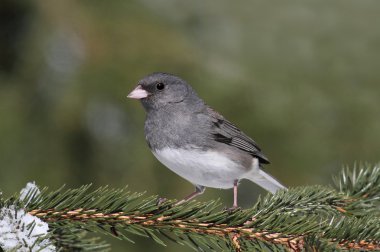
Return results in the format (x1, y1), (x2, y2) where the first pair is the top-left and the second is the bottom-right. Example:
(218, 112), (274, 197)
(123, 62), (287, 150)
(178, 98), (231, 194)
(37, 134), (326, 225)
(152, 147), (249, 189)
(144, 110), (200, 150)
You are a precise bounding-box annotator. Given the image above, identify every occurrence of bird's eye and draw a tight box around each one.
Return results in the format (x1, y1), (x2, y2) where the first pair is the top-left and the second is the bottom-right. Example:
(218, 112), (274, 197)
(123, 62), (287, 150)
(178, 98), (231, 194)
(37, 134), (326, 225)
(156, 83), (165, 90)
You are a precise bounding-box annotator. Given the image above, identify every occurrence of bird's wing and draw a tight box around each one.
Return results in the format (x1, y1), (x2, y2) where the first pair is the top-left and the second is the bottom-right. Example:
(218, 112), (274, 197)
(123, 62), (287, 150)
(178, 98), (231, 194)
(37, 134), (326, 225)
(206, 107), (270, 164)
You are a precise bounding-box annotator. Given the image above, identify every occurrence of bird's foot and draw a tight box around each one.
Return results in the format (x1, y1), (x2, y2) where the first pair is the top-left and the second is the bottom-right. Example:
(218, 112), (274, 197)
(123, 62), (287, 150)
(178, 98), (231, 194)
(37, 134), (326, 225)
(224, 205), (241, 213)
(156, 197), (168, 206)
(173, 199), (187, 206)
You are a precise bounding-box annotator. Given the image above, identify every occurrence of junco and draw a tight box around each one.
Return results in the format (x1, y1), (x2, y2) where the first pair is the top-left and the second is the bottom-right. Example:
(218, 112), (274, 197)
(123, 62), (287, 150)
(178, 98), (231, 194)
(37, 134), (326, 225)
(128, 73), (286, 208)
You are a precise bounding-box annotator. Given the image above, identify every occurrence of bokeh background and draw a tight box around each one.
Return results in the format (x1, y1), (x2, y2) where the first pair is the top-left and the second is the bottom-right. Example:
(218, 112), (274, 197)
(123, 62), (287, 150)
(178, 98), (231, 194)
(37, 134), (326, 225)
(1, 0), (380, 251)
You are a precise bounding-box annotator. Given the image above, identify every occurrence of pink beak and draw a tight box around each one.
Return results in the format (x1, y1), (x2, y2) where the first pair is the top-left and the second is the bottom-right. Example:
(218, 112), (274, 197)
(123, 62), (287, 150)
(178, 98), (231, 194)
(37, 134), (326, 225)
(127, 85), (149, 99)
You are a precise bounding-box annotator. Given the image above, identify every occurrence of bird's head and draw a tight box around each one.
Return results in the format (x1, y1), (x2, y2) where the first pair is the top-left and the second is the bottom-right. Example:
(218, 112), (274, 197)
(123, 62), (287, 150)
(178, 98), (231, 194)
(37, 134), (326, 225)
(128, 72), (196, 111)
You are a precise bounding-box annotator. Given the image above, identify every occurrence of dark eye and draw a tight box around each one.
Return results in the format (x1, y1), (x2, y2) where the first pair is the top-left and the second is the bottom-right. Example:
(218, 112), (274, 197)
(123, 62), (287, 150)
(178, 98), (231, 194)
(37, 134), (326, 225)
(156, 82), (165, 90)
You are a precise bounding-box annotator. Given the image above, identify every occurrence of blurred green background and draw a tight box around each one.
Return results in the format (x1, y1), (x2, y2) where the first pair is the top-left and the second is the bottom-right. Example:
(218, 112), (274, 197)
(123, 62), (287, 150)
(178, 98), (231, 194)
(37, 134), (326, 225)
(1, 0), (380, 251)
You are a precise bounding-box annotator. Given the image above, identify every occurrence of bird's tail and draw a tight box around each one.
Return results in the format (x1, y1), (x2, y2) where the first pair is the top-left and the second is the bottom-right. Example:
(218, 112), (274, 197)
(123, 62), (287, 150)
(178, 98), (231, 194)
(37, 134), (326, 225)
(245, 169), (286, 194)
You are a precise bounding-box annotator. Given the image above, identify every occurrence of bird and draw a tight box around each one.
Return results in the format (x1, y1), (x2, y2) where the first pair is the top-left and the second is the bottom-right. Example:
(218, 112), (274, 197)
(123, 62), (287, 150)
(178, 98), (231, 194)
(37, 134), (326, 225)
(127, 72), (286, 208)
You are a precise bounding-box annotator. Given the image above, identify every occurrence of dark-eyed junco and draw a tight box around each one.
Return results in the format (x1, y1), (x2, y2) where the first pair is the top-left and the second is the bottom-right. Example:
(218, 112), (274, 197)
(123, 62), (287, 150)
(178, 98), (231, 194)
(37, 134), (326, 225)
(128, 73), (286, 207)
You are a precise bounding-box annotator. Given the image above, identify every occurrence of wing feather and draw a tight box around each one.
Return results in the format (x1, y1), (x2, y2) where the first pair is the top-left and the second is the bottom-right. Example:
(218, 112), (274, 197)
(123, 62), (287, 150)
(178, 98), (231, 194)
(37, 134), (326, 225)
(206, 107), (270, 164)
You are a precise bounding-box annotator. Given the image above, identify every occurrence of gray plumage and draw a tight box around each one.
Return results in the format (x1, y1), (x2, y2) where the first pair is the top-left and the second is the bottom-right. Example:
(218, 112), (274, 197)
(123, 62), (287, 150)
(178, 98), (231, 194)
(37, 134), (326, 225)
(128, 72), (286, 201)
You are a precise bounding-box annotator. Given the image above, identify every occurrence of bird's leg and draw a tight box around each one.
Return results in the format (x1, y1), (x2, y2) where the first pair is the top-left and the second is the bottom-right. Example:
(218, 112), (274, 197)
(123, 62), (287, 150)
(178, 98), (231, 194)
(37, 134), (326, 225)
(175, 185), (205, 206)
(224, 180), (240, 212)
(233, 179), (239, 209)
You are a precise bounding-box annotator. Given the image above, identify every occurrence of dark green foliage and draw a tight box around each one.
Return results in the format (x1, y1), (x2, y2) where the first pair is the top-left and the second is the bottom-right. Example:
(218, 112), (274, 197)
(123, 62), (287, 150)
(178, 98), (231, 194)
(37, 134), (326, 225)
(333, 163), (380, 216)
(1, 163), (380, 251)
(52, 228), (110, 252)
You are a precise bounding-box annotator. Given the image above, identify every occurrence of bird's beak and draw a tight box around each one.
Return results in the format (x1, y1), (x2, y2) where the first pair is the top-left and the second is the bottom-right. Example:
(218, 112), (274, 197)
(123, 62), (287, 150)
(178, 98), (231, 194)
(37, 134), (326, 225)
(127, 85), (149, 99)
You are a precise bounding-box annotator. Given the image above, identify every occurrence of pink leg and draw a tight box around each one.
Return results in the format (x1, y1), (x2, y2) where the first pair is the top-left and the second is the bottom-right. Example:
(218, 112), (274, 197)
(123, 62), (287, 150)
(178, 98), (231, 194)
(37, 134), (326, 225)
(233, 179), (239, 208)
(175, 185), (205, 206)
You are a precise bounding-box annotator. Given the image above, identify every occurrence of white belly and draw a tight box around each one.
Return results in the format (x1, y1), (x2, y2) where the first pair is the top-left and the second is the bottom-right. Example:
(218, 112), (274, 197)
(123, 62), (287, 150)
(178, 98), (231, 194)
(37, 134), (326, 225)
(152, 147), (249, 189)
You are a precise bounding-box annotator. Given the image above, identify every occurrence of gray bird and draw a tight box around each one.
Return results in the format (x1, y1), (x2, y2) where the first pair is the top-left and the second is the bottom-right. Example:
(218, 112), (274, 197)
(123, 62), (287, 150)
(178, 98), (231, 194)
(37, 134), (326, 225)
(128, 73), (286, 208)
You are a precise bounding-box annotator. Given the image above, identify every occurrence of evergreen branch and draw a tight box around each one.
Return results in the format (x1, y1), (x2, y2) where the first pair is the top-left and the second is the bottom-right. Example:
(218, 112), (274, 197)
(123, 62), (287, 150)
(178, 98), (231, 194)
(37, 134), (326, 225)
(28, 207), (306, 250)
(27, 202), (380, 251)
(52, 228), (110, 251)
(1, 163), (380, 251)
(334, 163), (380, 199)
(333, 163), (380, 216)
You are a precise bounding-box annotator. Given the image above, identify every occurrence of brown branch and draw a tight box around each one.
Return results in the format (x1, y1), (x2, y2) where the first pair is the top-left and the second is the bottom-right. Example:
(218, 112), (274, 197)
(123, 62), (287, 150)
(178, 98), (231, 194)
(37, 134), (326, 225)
(29, 209), (379, 252)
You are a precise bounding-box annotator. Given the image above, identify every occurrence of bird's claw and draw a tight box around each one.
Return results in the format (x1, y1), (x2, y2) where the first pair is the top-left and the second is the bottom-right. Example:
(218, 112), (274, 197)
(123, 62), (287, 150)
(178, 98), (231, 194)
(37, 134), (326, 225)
(157, 197), (168, 206)
(223, 205), (241, 213)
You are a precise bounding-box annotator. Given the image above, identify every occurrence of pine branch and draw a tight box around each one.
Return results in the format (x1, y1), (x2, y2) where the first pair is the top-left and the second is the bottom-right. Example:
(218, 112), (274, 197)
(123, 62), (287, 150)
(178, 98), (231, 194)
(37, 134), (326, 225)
(333, 163), (380, 215)
(25, 188), (380, 251)
(1, 163), (380, 251)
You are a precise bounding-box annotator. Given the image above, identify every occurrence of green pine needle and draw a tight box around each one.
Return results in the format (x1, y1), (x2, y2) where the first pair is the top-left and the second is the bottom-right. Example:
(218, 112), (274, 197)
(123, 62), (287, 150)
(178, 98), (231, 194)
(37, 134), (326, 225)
(1, 163), (380, 251)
